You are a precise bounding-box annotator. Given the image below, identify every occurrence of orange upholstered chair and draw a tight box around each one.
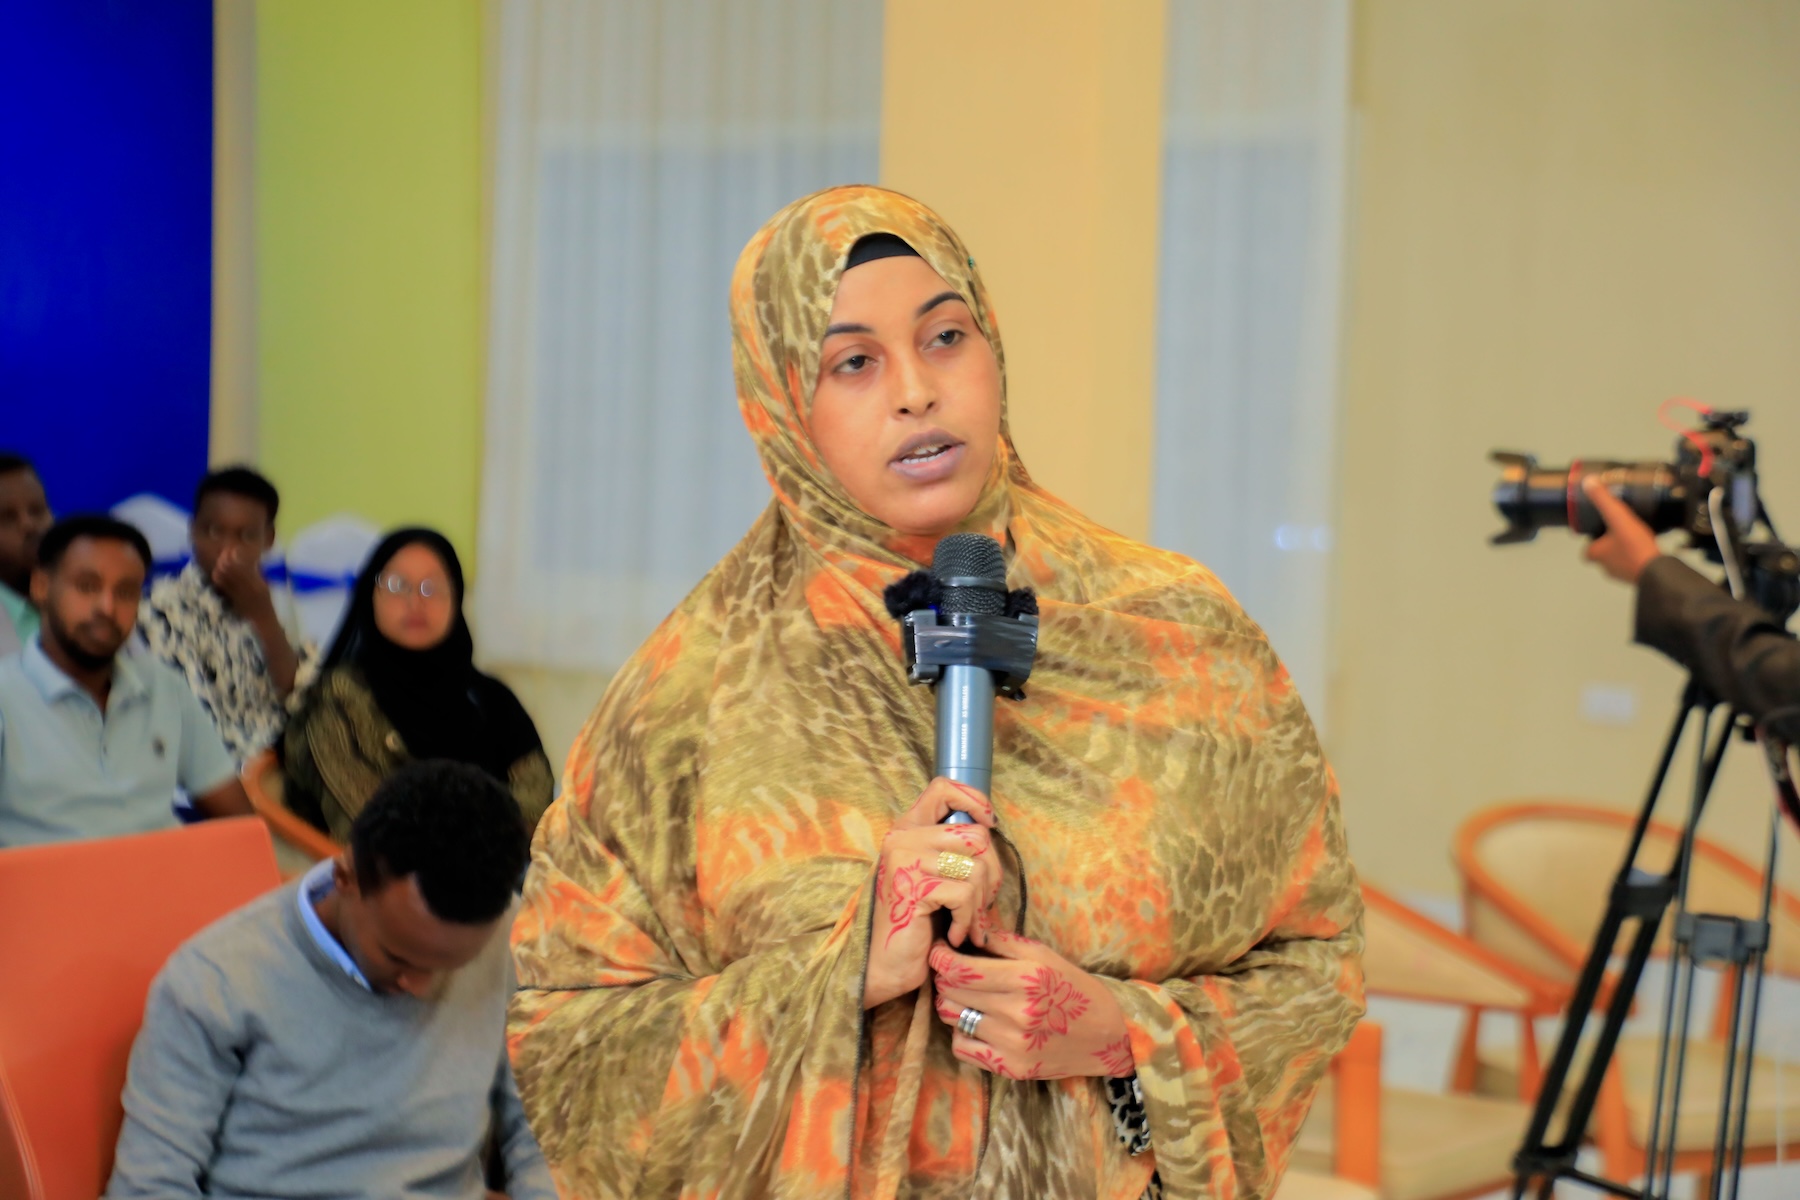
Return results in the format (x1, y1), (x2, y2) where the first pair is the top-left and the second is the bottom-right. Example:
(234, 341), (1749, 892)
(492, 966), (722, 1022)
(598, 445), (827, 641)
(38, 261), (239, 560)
(242, 748), (339, 877)
(1455, 800), (1800, 1180)
(0, 819), (281, 1200)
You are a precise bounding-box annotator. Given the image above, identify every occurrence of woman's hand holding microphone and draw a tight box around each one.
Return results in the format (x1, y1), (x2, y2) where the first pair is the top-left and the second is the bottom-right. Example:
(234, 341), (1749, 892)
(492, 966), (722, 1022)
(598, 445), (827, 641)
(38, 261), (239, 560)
(862, 778), (1131, 1081)
(863, 777), (1002, 1010)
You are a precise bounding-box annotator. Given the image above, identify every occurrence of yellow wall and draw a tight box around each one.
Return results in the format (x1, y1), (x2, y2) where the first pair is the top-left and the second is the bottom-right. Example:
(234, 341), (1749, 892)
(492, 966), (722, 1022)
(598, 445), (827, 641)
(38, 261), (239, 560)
(1333, 0), (1800, 892)
(253, 0), (485, 559)
(880, 0), (1167, 542)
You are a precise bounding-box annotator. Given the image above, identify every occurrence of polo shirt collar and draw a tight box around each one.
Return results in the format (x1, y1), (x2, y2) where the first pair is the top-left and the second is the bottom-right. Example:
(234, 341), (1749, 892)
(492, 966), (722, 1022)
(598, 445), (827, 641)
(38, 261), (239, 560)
(21, 635), (149, 706)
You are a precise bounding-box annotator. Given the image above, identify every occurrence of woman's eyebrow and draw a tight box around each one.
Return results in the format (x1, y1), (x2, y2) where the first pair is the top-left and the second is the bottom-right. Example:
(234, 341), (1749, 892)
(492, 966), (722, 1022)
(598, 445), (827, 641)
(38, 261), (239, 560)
(822, 292), (964, 340)
(915, 290), (963, 318)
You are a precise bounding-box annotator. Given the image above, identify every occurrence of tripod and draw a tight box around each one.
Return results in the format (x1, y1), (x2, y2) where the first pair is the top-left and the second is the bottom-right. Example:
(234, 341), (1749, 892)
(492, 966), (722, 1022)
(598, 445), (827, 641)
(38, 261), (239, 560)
(1509, 679), (1800, 1200)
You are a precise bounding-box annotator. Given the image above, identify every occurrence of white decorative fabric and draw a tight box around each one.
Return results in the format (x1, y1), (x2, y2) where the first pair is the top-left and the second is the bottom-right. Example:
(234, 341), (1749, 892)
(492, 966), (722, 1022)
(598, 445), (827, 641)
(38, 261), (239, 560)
(284, 515), (381, 650)
(477, 0), (883, 671)
(1152, 0), (1351, 726)
(112, 493), (193, 576)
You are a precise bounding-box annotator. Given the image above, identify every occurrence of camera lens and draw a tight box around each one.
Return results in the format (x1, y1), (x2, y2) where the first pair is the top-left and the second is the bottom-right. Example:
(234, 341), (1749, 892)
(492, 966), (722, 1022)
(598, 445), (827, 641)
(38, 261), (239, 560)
(1490, 453), (1685, 544)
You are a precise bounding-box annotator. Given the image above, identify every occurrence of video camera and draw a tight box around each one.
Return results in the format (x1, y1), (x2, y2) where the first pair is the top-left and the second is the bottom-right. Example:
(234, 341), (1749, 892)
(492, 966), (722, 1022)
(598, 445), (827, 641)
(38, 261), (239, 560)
(1490, 407), (1799, 621)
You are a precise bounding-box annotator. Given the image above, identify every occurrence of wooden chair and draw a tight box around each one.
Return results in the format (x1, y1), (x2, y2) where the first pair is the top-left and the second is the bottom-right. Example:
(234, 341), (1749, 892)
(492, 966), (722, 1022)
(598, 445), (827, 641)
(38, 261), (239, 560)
(242, 748), (338, 877)
(1454, 800), (1800, 1180)
(0, 820), (281, 1200)
(1286, 883), (1568, 1200)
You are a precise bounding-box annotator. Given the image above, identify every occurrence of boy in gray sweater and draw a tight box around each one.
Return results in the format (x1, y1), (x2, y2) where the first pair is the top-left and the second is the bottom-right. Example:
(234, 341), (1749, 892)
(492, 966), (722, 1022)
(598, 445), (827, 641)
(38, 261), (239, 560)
(107, 760), (557, 1200)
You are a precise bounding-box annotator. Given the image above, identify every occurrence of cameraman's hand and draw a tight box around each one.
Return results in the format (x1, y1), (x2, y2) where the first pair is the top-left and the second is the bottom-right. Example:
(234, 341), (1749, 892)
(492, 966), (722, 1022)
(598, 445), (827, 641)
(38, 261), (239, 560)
(1582, 476), (1664, 584)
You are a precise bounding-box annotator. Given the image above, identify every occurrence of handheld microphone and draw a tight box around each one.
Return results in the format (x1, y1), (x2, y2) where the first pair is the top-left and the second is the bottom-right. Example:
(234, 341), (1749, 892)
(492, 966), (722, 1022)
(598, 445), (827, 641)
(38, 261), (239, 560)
(884, 533), (1039, 825)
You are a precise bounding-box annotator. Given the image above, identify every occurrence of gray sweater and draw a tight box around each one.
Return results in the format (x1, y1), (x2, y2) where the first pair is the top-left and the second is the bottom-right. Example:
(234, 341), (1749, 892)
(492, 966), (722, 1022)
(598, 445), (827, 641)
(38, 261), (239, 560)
(105, 880), (556, 1200)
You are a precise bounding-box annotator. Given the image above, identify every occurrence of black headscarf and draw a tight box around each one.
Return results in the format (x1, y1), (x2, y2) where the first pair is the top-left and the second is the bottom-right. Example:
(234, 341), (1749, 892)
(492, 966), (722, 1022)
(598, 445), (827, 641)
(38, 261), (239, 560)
(319, 527), (542, 781)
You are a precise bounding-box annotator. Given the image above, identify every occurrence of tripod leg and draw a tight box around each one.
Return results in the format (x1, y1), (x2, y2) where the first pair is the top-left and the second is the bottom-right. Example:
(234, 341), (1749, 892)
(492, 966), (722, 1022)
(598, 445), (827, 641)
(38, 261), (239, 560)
(1649, 704), (1738, 1198)
(1651, 952), (1703, 1196)
(1722, 802), (1781, 1200)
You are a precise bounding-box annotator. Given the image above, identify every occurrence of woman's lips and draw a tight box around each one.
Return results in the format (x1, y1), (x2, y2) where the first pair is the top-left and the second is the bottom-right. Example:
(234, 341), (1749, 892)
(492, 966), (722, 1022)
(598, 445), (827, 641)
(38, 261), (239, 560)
(888, 440), (965, 483)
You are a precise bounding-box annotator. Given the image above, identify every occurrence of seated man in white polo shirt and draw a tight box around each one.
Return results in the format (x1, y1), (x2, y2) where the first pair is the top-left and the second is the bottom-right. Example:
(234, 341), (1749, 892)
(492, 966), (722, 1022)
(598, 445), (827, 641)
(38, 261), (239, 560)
(0, 515), (252, 847)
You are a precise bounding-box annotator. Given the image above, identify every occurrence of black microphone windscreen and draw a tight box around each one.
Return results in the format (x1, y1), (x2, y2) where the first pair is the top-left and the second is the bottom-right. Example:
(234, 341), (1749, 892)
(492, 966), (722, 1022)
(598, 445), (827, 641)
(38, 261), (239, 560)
(932, 533), (1006, 616)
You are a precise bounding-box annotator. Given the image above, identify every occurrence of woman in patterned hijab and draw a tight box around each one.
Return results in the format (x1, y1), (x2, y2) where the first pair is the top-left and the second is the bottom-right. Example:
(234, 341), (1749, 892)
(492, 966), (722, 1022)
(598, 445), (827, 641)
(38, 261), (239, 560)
(509, 185), (1363, 1200)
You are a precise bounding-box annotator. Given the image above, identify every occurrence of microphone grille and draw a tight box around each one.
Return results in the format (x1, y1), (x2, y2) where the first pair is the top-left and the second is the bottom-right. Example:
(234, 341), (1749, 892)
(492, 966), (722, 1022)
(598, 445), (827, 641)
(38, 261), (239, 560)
(932, 533), (1006, 616)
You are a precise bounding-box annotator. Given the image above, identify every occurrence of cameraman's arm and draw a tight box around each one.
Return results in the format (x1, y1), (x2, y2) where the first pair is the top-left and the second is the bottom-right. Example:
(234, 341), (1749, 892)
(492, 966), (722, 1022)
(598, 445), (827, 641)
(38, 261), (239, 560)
(1582, 477), (1800, 742)
(1636, 556), (1800, 742)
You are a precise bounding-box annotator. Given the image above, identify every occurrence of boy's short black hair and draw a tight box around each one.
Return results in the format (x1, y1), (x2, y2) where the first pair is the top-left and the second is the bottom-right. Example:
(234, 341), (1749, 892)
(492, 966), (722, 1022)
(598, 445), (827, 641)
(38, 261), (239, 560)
(194, 466), (280, 523)
(0, 453), (35, 480)
(349, 760), (530, 924)
(37, 515), (153, 574)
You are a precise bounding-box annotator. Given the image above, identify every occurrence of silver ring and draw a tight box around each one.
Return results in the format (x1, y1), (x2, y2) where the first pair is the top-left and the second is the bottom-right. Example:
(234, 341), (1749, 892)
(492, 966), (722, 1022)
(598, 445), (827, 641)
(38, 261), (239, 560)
(957, 1006), (985, 1038)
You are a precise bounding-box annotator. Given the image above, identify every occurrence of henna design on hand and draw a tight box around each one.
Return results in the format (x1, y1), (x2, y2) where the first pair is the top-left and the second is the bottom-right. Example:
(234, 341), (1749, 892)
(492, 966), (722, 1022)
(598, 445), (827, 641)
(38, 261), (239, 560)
(932, 953), (985, 989)
(965, 1046), (1017, 1078)
(947, 826), (988, 856)
(964, 1045), (1045, 1081)
(1020, 966), (1090, 1051)
(1094, 1035), (1135, 1077)
(944, 779), (994, 821)
(883, 861), (940, 948)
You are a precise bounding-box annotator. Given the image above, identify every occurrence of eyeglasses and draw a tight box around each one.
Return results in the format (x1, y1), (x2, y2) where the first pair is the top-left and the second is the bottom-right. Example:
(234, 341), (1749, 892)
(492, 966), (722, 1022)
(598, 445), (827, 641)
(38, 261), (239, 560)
(377, 574), (451, 601)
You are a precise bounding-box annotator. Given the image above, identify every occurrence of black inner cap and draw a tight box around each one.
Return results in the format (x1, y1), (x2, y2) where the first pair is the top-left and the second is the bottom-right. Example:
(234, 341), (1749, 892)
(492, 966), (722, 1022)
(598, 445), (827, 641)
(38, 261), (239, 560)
(845, 233), (921, 271)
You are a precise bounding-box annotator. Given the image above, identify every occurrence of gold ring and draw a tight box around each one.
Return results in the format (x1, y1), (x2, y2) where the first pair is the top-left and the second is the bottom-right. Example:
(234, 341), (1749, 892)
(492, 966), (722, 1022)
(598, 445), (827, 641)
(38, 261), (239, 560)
(937, 850), (975, 881)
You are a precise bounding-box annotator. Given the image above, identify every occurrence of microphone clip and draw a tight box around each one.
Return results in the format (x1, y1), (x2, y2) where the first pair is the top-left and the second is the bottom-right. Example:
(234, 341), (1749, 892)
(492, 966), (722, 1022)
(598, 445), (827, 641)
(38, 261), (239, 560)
(895, 603), (1040, 699)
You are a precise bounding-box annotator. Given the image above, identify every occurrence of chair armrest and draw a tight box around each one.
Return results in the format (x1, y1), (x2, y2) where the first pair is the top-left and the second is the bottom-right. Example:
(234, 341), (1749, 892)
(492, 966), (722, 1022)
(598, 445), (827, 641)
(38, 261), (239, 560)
(241, 750), (339, 864)
(1364, 883), (1570, 1016)
(0, 1066), (40, 1200)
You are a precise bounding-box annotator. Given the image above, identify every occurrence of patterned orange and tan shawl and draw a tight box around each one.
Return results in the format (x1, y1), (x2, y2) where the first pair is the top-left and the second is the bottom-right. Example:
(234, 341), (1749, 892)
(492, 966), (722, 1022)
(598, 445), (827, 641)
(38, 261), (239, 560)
(508, 185), (1364, 1200)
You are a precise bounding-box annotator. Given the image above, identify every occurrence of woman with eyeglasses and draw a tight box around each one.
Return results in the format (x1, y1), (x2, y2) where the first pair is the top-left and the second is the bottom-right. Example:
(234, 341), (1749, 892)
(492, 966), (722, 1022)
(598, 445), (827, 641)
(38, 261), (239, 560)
(280, 527), (553, 841)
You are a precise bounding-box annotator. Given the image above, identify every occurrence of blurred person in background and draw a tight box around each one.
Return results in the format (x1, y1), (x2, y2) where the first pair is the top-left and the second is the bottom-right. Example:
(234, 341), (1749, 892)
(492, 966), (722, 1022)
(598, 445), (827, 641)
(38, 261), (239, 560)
(106, 760), (554, 1200)
(0, 452), (54, 658)
(0, 515), (251, 847)
(281, 528), (553, 842)
(138, 466), (307, 766)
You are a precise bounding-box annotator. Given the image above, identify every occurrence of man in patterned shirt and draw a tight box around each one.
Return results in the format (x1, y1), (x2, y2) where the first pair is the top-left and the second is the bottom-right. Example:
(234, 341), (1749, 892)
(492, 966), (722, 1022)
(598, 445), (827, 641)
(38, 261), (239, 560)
(138, 467), (307, 766)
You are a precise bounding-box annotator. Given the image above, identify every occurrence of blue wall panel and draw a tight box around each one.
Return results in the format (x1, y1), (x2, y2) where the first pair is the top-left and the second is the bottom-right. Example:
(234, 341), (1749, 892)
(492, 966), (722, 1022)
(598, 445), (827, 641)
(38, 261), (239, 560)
(0, 0), (214, 516)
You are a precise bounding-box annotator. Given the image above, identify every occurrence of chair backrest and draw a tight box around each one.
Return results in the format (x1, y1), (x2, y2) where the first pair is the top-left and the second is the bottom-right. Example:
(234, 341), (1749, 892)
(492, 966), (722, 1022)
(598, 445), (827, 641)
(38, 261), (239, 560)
(109, 493), (191, 581)
(242, 750), (339, 877)
(284, 515), (380, 647)
(0, 820), (280, 1200)
(1455, 801), (1800, 984)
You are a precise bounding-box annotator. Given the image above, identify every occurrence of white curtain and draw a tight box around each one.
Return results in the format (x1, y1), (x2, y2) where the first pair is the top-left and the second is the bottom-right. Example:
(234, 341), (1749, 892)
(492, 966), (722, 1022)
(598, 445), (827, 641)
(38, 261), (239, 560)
(1152, 0), (1351, 727)
(478, 0), (882, 671)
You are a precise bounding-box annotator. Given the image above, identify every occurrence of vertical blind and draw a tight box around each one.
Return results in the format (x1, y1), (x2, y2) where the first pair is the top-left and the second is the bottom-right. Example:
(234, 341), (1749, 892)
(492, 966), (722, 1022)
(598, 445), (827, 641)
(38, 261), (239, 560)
(478, 0), (882, 670)
(1152, 0), (1352, 726)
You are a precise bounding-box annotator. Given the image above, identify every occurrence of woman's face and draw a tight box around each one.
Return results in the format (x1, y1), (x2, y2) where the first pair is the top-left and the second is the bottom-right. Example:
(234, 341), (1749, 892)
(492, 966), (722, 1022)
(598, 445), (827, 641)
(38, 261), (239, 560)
(372, 542), (457, 651)
(810, 255), (1003, 538)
